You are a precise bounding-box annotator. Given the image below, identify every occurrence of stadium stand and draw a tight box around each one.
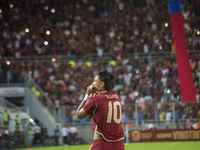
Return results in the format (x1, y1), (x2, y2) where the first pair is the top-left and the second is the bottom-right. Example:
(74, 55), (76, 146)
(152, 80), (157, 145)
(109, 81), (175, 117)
(0, 0), (200, 147)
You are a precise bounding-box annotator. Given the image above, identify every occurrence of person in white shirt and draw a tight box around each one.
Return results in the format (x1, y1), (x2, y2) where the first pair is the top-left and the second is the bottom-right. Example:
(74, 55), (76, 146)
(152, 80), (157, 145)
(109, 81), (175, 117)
(138, 93), (145, 105)
(161, 67), (169, 77)
(69, 124), (78, 145)
(165, 109), (172, 125)
(148, 121), (154, 129)
(144, 93), (152, 102)
(123, 71), (132, 86)
(192, 122), (197, 129)
(61, 124), (69, 145)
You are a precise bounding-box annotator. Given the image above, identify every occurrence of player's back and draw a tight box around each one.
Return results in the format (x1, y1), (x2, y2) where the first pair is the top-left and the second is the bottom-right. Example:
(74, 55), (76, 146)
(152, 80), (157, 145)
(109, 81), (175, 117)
(93, 91), (124, 141)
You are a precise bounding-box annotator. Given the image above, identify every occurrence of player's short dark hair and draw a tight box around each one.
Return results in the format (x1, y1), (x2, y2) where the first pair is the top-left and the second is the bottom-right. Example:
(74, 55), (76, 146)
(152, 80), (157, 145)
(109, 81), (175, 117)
(97, 70), (115, 92)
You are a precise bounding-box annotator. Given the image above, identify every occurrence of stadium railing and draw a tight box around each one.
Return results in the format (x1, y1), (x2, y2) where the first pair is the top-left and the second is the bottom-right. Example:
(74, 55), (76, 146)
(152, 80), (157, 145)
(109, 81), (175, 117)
(23, 72), (57, 120)
(1, 50), (200, 64)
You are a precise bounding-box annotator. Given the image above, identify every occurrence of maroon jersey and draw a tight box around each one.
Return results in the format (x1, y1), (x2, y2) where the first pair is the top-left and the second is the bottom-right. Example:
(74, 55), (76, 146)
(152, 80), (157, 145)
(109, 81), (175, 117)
(83, 91), (124, 142)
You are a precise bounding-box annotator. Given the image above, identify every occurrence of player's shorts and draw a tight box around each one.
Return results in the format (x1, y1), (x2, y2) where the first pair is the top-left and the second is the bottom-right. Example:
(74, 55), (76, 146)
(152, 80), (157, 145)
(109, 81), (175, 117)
(90, 140), (124, 150)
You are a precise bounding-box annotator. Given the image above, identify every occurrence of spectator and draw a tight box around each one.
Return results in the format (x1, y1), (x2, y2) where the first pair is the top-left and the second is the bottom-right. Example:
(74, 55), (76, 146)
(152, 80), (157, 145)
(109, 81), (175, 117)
(154, 112), (159, 123)
(148, 121), (154, 130)
(3, 110), (9, 127)
(15, 115), (20, 127)
(192, 120), (200, 129)
(34, 124), (42, 144)
(28, 127), (35, 147)
(197, 120), (200, 129)
(69, 124), (78, 145)
(41, 124), (48, 146)
(122, 112), (129, 124)
(54, 125), (60, 146)
(54, 98), (60, 120)
(186, 119), (192, 128)
(71, 109), (77, 123)
(159, 111), (164, 123)
(61, 124), (69, 145)
(165, 109), (172, 125)
(137, 111), (145, 124)
(175, 111), (179, 124)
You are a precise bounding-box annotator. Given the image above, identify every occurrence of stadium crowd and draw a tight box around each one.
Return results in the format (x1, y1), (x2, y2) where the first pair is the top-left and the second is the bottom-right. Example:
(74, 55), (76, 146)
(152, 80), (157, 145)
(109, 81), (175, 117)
(0, 0), (200, 58)
(0, 0), (200, 125)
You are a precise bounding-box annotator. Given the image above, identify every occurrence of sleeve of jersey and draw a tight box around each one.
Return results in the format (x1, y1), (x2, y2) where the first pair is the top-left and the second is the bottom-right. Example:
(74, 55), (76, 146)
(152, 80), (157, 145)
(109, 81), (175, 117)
(83, 96), (96, 114)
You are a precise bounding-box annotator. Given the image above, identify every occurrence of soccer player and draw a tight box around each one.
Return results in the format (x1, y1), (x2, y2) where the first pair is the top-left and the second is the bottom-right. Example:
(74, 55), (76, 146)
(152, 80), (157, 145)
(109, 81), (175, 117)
(76, 70), (124, 150)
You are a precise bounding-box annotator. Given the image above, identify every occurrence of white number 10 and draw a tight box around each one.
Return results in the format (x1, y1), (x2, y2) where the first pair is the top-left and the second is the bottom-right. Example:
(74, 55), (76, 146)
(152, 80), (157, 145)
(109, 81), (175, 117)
(107, 101), (122, 124)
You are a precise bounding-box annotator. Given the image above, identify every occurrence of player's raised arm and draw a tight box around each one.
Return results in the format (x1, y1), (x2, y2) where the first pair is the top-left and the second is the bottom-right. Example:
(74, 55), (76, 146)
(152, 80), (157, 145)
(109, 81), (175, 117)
(76, 85), (93, 119)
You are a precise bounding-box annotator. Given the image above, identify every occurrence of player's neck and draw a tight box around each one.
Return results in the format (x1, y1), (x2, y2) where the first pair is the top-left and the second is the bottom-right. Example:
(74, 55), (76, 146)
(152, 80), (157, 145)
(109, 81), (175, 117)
(99, 87), (106, 92)
(100, 90), (107, 93)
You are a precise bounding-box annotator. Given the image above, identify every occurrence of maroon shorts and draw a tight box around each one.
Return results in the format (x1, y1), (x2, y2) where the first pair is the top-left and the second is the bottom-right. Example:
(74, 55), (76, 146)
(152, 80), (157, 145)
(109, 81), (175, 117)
(90, 140), (124, 150)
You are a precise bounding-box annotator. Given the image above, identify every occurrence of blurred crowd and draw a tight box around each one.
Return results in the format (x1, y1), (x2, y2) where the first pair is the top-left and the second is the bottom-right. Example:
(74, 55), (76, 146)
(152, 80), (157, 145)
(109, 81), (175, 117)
(0, 0), (200, 125)
(0, 127), (22, 149)
(0, 122), (79, 149)
(0, 0), (200, 59)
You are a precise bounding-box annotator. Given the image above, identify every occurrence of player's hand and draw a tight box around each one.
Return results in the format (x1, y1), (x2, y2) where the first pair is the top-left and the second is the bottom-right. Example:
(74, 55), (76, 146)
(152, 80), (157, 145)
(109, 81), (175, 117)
(87, 113), (93, 118)
(86, 85), (94, 95)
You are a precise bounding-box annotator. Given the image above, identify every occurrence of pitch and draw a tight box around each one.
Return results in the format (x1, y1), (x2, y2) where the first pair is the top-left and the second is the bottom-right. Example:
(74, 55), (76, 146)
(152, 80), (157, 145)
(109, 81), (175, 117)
(19, 141), (200, 150)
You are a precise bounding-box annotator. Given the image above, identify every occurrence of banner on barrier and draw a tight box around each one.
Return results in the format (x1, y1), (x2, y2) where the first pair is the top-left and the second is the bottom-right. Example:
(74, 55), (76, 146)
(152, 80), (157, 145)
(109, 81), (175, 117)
(130, 129), (200, 142)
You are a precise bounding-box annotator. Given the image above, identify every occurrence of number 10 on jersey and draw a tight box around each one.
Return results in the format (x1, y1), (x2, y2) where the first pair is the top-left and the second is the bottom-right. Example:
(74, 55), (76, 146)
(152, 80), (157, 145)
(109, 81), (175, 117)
(107, 101), (122, 124)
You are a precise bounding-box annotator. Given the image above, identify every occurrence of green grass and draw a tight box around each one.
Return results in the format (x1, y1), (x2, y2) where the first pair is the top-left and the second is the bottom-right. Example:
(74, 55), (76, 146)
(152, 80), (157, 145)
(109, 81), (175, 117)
(19, 141), (200, 150)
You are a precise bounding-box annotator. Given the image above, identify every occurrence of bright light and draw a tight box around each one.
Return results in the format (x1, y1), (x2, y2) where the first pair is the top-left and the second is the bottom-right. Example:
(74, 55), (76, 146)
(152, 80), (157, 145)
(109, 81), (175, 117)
(6, 61), (10, 65)
(159, 46), (162, 50)
(25, 28), (29, 33)
(197, 31), (200, 35)
(29, 119), (33, 122)
(51, 8), (55, 13)
(165, 22), (168, 27)
(167, 89), (170, 93)
(44, 41), (48, 45)
(46, 30), (50, 35)
(9, 4), (14, 8)
(0, 9), (2, 13)
(136, 70), (139, 74)
(135, 92), (139, 96)
(29, 119), (36, 125)
(28, 70), (32, 74)
(44, 6), (49, 10)
(51, 58), (56, 62)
